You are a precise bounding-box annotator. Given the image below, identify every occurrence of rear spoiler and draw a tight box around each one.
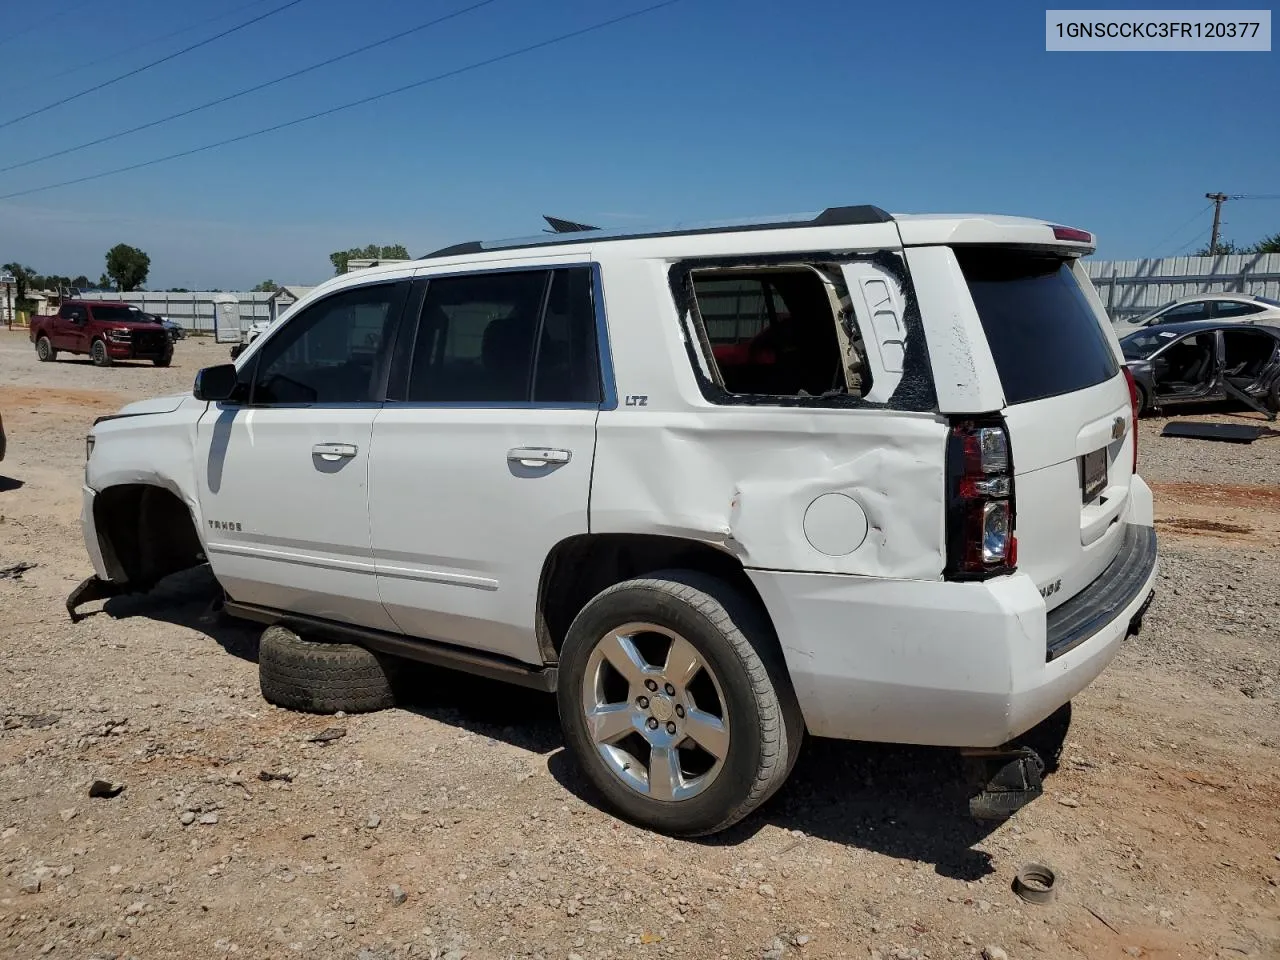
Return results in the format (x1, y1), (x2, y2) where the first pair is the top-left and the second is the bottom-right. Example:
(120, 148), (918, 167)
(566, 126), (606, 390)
(895, 217), (1096, 256)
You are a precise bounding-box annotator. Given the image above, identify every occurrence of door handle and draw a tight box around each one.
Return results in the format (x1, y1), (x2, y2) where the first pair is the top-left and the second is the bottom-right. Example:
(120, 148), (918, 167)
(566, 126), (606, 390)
(507, 447), (572, 466)
(312, 442), (358, 461)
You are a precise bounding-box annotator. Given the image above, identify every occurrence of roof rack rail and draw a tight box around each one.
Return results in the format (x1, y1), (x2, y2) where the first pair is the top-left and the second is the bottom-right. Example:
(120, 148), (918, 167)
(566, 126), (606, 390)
(421, 205), (892, 259)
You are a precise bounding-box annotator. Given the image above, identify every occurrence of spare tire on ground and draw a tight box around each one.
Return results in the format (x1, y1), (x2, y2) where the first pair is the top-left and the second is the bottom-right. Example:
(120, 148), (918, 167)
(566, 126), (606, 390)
(258, 625), (398, 714)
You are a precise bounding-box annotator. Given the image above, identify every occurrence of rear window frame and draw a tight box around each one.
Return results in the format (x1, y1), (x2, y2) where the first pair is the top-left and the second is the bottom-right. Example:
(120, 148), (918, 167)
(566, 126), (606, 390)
(668, 250), (937, 413)
(956, 248), (1120, 406)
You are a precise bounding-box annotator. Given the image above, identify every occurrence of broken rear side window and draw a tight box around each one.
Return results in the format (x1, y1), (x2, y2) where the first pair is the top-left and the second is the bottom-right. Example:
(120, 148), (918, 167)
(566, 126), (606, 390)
(687, 266), (869, 400)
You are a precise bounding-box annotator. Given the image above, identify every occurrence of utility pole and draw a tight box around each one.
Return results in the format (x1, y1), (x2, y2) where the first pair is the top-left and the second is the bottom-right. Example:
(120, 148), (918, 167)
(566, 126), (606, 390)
(1206, 192), (1230, 256)
(1, 272), (13, 330)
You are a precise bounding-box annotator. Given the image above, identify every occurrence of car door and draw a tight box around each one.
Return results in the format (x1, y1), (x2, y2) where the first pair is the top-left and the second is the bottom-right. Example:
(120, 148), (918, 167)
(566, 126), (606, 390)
(1150, 331), (1217, 399)
(1220, 327), (1279, 391)
(367, 264), (604, 664)
(194, 278), (410, 630)
(52, 304), (85, 349)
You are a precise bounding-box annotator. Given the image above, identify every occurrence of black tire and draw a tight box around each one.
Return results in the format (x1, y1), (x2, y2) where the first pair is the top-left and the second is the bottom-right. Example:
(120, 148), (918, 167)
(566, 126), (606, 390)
(1134, 384), (1148, 417)
(90, 339), (112, 367)
(258, 625), (398, 714)
(153, 349), (173, 368)
(556, 570), (803, 837)
(35, 336), (56, 362)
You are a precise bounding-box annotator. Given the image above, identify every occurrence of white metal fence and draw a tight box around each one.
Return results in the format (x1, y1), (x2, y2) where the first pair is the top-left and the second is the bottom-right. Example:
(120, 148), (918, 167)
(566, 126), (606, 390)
(1084, 253), (1280, 321)
(72, 291), (277, 334)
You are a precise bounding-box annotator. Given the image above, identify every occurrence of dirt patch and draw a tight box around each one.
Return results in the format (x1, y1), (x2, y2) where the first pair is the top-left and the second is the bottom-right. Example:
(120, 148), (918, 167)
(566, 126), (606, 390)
(1150, 481), (1280, 511)
(1155, 517), (1253, 536)
(0, 385), (127, 424)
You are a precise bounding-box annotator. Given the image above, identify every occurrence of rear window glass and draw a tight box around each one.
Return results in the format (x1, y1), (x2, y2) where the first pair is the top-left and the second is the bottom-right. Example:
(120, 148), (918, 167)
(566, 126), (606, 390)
(957, 251), (1119, 405)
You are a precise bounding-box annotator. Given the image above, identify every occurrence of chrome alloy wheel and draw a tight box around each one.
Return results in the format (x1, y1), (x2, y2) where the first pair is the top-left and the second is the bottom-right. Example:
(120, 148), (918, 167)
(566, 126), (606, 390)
(580, 622), (730, 802)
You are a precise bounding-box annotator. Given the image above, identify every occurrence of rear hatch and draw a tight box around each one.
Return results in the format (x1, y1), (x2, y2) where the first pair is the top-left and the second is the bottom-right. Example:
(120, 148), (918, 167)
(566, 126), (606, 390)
(954, 248), (1133, 612)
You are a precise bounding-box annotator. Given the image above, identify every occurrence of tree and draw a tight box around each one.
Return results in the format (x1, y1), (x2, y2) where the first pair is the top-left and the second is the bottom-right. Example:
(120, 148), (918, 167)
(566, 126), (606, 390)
(1193, 239), (1244, 256)
(2, 262), (39, 307)
(1253, 232), (1280, 254)
(71, 275), (90, 289)
(252, 280), (279, 292)
(329, 243), (410, 275)
(104, 243), (151, 291)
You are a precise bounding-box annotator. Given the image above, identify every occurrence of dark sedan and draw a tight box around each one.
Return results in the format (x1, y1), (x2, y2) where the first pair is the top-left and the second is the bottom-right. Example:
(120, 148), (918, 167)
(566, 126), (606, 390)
(1120, 320), (1280, 420)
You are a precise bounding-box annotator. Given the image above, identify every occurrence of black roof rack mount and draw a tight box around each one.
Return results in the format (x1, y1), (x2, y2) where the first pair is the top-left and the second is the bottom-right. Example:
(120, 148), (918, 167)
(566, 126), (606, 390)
(423, 205), (892, 259)
(544, 215), (600, 234)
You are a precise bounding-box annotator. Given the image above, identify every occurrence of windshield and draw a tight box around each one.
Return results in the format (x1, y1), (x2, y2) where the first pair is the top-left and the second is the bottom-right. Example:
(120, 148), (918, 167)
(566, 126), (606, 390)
(1257, 296), (1280, 307)
(94, 305), (142, 322)
(1120, 329), (1183, 360)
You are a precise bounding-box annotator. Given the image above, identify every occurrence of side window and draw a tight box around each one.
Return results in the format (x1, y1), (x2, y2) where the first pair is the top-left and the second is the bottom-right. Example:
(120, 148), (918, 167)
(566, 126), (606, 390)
(686, 266), (862, 399)
(64, 304), (86, 322)
(1158, 301), (1209, 323)
(406, 267), (599, 404)
(535, 267), (600, 403)
(696, 276), (783, 345)
(1214, 300), (1264, 318)
(251, 282), (405, 405)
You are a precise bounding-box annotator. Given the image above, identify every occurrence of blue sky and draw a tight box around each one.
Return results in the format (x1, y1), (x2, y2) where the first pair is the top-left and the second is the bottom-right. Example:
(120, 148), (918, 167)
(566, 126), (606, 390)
(1, 0), (1276, 289)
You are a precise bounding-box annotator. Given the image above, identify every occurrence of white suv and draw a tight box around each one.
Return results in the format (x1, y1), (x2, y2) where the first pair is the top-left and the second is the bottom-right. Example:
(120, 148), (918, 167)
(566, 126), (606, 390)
(73, 206), (1157, 835)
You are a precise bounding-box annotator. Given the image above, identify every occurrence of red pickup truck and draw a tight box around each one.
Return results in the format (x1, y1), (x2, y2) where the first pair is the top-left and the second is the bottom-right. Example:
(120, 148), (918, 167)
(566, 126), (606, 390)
(29, 300), (173, 367)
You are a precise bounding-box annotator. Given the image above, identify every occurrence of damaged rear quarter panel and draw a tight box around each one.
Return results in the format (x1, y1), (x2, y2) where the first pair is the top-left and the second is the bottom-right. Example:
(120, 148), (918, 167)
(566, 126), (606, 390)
(590, 408), (948, 579)
(588, 251), (948, 579)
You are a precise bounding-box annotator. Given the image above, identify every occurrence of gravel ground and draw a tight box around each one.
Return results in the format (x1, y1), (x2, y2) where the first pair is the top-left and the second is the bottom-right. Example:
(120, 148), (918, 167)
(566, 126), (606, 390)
(1136, 406), (1280, 486)
(1, 330), (1278, 960)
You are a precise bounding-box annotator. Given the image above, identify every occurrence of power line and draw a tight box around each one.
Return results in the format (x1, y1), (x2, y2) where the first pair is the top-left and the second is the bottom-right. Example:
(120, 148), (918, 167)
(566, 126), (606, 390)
(1144, 202), (1213, 259)
(1172, 225), (1211, 256)
(0, 0), (97, 48)
(0, 0), (684, 203)
(1, 0), (502, 175)
(4, 0), (281, 97)
(0, 0), (307, 131)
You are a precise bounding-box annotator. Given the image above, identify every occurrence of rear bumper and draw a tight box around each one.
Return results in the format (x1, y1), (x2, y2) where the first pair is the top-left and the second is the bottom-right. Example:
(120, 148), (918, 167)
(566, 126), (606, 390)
(748, 521), (1157, 748)
(1047, 523), (1157, 660)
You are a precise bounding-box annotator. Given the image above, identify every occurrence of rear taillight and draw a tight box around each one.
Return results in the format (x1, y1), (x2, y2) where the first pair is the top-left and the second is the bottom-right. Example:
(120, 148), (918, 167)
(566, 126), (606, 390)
(1122, 367), (1139, 472)
(945, 418), (1017, 579)
(1051, 225), (1093, 243)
